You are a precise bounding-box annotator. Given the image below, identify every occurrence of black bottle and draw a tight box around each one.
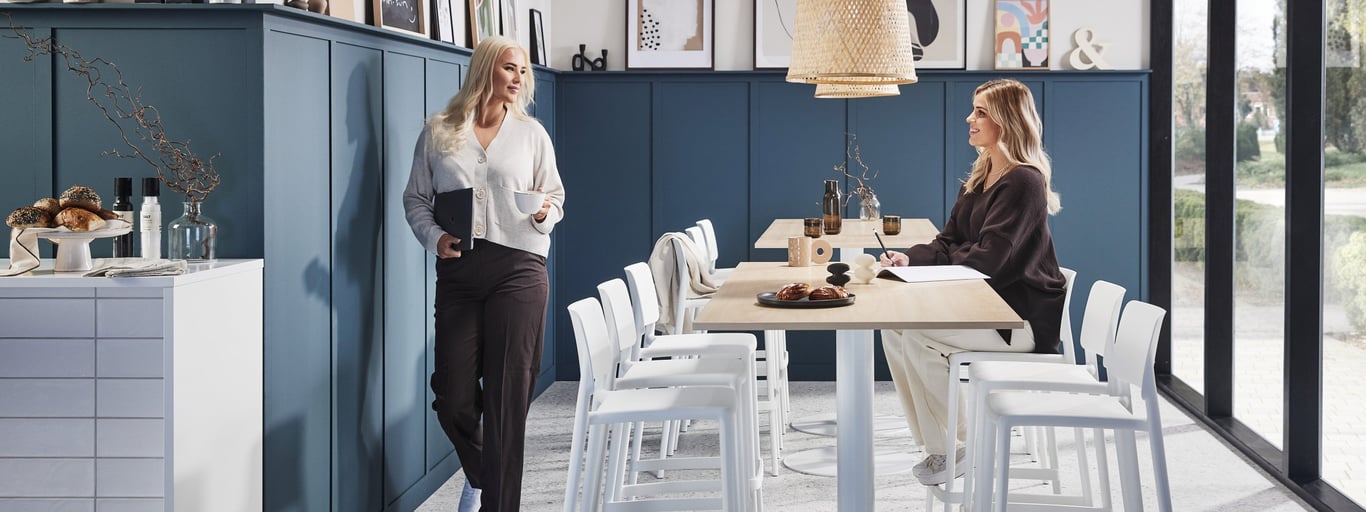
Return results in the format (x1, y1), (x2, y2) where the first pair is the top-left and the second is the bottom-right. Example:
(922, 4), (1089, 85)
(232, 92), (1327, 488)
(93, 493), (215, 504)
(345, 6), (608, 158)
(822, 179), (842, 235)
(111, 177), (134, 257)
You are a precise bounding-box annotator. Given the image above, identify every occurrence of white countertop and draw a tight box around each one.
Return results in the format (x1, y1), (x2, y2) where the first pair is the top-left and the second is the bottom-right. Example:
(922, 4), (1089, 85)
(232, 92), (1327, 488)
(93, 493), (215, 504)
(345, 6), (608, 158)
(0, 258), (264, 288)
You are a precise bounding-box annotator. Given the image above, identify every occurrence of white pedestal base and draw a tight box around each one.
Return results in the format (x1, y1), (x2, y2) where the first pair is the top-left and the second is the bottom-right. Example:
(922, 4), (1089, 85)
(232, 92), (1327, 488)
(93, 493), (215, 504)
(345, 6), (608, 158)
(782, 445), (920, 477)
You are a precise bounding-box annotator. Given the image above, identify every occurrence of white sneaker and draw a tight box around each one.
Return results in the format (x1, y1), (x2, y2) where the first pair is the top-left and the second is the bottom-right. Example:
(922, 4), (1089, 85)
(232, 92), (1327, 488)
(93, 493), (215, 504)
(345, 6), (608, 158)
(911, 454), (943, 480)
(915, 447), (966, 486)
(457, 480), (481, 512)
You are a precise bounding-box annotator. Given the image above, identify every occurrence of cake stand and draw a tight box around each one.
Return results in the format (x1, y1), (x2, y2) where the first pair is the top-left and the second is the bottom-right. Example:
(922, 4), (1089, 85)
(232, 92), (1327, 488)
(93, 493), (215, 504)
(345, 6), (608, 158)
(37, 223), (134, 272)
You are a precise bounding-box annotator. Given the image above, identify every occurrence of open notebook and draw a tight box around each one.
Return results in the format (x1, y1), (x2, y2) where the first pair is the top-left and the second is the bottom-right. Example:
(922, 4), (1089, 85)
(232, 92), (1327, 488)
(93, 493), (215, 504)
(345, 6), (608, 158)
(876, 265), (989, 283)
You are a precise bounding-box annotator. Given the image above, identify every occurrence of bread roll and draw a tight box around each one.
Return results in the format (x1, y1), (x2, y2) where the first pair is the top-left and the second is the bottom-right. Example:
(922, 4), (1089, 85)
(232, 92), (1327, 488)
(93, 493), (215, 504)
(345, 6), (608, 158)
(94, 208), (120, 221)
(6, 206), (55, 229)
(776, 282), (811, 301)
(809, 285), (849, 301)
(56, 207), (106, 232)
(59, 185), (101, 211)
(32, 198), (61, 215)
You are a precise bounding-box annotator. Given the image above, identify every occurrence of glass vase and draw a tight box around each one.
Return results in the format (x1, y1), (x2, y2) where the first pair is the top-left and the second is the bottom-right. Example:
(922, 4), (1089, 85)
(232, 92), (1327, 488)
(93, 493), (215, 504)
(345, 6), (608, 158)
(168, 201), (218, 261)
(859, 193), (881, 221)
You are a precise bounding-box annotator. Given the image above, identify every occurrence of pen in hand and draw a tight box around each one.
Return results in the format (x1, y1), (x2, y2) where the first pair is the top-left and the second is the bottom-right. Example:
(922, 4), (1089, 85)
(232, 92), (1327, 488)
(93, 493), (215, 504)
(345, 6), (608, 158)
(873, 231), (892, 263)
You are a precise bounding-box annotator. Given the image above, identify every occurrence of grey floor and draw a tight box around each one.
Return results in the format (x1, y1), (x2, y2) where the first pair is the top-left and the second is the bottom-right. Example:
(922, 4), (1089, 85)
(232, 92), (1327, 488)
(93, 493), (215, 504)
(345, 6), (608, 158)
(418, 381), (1314, 511)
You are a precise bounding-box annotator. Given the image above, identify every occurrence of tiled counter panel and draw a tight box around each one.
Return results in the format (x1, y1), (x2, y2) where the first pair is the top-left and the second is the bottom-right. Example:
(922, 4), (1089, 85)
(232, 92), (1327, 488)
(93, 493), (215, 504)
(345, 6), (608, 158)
(0, 260), (263, 512)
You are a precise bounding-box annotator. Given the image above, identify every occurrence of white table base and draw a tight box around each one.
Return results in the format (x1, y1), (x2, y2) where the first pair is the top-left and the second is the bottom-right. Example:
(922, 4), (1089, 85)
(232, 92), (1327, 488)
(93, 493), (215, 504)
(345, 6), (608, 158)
(790, 414), (911, 437)
(782, 445), (920, 477)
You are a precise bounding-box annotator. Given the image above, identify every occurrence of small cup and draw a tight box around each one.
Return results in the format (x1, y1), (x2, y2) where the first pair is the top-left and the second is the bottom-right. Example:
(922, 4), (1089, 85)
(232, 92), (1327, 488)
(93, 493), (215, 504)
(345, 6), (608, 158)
(882, 215), (902, 236)
(514, 190), (547, 215)
(803, 217), (823, 238)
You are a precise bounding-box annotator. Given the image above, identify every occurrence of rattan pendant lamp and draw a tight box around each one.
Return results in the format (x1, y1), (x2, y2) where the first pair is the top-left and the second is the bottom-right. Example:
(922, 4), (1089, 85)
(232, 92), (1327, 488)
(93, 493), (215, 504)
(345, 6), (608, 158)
(787, 0), (918, 96)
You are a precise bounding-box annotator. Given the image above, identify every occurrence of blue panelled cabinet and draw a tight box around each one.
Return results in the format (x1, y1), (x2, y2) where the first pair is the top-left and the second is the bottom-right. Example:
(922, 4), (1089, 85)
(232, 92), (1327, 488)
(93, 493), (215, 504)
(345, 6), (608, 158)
(0, 5), (557, 512)
(554, 71), (1149, 377)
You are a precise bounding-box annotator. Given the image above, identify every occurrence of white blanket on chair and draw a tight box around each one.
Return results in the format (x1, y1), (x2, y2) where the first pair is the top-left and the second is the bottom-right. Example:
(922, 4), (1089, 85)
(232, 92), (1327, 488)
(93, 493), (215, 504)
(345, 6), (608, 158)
(647, 232), (719, 335)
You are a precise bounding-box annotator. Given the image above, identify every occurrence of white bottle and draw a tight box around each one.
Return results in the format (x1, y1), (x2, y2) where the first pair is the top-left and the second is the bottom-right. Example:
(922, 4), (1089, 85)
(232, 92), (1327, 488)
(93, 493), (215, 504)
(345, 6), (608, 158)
(140, 177), (162, 259)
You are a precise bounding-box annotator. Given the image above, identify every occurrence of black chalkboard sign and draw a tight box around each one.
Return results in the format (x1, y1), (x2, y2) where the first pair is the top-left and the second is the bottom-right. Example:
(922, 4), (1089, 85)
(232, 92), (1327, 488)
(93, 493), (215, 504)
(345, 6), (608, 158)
(373, 0), (426, 36)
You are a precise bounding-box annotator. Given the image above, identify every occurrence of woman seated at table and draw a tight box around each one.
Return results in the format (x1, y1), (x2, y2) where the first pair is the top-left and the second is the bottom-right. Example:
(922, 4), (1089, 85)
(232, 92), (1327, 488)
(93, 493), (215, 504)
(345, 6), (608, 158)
(879, 78), (1067, 486)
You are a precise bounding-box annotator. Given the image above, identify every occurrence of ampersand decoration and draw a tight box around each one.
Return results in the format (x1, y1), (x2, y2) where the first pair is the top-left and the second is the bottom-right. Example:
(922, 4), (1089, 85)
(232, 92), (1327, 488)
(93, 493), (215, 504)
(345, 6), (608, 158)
(1067, 28), (1112, 70)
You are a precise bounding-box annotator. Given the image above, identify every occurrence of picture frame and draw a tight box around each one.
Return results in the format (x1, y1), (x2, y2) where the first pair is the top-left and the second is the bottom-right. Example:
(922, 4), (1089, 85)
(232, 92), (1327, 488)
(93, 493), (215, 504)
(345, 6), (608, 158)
(372, 0), (427, 37)
(529, 8), (548, 66)
(468, 0), (500, 47)
(432, 0), (455, 44)
(754, 0), (795, 69)
(626, 0), (714, 70)
(994, 0), (1050, 70)
(753, 0), (966, 70)
(500, 0), (518, 42)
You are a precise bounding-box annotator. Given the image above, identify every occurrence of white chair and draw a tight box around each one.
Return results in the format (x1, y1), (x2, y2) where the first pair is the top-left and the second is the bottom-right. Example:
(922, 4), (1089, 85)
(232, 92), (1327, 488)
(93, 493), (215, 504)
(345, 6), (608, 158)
(979, 300), (1171, 512)
(930, 267), (1078, 510)
(695, 219), (735, 281)
(597, 278), (760, 484)
(964, 280), (1127, 511)
(671, 234), (714, 336)
(625, 261), (790, 476)
(564, 297), (748, 512)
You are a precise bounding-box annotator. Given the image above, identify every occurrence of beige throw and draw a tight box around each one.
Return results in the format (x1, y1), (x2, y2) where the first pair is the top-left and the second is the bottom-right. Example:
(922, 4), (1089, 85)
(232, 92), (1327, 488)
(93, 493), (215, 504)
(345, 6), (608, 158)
(647, 232), (719, 335)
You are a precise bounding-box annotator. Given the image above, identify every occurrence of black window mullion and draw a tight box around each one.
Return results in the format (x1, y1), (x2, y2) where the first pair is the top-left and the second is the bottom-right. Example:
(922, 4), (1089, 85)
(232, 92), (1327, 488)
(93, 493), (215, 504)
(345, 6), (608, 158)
(1204, 0), (1236, 420)
(1150, 0), (1174, 377)
(1283, 0), (1324, 484)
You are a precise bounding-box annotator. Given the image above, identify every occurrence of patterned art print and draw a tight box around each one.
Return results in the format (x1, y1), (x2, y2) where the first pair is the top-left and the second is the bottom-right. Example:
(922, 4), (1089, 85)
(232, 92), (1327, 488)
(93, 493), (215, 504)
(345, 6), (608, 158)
(995, 0), (1049, 69)
(637, 0), (704, 51)
(627, 0), (713, 69)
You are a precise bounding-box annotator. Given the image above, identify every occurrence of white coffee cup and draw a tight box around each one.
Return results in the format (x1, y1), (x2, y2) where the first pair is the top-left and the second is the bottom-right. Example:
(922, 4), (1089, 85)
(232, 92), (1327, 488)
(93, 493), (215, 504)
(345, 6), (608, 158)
(514, 190), (547, 215)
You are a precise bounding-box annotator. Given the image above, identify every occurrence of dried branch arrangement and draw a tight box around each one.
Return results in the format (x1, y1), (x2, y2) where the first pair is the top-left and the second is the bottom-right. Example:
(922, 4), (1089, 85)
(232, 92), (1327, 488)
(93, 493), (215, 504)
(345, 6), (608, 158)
(833, 133), (878, 207)
(3, 14), (221, 204)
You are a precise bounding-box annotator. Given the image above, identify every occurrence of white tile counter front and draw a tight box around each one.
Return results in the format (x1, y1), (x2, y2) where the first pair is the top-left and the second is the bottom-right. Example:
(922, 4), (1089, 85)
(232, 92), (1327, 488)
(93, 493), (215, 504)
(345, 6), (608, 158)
(0, 259), (264, 512)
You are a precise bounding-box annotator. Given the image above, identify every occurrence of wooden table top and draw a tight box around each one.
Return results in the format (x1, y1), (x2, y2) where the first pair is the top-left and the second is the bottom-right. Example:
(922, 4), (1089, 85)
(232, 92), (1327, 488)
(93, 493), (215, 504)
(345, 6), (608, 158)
(753, 218), (939, 249)
(692, 262), (1024, 331)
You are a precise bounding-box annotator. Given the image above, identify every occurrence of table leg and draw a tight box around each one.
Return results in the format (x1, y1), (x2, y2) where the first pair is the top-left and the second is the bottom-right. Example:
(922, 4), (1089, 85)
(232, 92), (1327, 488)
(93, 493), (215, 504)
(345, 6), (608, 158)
(837, 328), (875, 511)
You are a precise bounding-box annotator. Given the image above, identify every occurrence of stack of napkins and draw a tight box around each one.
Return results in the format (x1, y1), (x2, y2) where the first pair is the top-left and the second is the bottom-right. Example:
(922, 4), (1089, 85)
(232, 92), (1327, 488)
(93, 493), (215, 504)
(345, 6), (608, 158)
(84, 258), (188, 278)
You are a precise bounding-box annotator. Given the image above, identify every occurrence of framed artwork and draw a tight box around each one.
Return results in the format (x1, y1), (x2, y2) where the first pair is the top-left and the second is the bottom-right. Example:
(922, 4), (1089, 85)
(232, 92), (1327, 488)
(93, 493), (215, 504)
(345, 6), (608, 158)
(500, 0), (519, 42)
(994, 0), (1049, 69)
(432, 0), (455, 44)
(627, 0), (714, 69)
(753, 0), (795, 69)
(754, 0), (965, 70)
(468, 0), (500, 47)
(530, 8), (548, 66)
(373, 0), (427, 37)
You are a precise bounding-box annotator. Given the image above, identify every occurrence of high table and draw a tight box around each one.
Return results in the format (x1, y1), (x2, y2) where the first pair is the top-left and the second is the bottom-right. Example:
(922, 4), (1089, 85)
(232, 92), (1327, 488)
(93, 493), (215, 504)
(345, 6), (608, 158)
(692, 262), (1022, 512)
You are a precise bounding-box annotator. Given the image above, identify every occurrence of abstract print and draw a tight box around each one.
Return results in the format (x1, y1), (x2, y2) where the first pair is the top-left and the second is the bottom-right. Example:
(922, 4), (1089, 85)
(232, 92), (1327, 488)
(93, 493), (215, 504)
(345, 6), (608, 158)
(995, 0), (1049, 69)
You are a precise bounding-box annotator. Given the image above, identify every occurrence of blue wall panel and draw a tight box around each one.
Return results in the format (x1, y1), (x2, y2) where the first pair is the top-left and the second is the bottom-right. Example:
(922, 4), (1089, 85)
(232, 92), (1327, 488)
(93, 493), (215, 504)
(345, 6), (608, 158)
(330, 42), (386, 512)
(263, 28), (334, 512)
(0, 30), (51, 258)
(554, 81), (653, 380)
(53, 28), (259, 259)
(653, 82), (750, 265)
(849, 81), (948, 226)
(423, 59), (462, 472)
(382, 50), (430, 506)
(1046, 80), (1147, 351)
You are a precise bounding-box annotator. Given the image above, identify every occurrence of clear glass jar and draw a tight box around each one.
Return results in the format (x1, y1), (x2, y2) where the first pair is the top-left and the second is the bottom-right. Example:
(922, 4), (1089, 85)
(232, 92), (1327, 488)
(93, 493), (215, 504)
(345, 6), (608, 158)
(168, 201), (218, 261)
(859, 193), (881, 220)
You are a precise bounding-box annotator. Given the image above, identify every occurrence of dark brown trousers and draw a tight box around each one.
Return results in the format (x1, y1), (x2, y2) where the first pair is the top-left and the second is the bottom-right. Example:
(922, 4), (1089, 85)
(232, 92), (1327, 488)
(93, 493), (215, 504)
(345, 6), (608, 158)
(432, 241), (547, 512)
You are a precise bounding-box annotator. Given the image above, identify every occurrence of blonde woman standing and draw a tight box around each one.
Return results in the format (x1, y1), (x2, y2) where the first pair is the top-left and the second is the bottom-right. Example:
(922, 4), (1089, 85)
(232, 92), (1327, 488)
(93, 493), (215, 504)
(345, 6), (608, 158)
(879, 78), (1066, 486)
(403, 35), (565, 512)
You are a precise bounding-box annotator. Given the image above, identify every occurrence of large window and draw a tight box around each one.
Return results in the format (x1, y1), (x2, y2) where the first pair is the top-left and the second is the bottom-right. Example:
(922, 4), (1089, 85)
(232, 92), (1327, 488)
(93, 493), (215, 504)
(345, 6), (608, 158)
(1171, 0), (1207, 394)
(1322, 0), (1366, 503)
(1232, 0), (1285, 449)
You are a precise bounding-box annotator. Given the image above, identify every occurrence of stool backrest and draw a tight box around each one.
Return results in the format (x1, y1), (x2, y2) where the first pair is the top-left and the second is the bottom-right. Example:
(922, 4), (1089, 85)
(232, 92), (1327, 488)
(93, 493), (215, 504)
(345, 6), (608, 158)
(1058, 267), (1078, 357)
(597, 278), (642, 365)
(1107, 300), (1167, 403)
(696, 219), (720, 271)
(568, 297), (617, 393)
(623, 262), (661, 341)
(1078, 280), (1126, 367)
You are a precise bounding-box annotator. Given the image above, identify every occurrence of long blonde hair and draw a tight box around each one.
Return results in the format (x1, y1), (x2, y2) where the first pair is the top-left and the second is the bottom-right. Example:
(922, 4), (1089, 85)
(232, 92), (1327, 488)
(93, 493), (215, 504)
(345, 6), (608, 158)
(965, 79), (1061, 215)
(427, 35), (536, 153)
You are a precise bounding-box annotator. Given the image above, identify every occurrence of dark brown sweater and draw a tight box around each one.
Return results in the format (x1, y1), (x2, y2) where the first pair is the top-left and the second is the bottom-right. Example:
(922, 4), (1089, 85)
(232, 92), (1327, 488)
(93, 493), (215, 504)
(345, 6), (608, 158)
(903, 166), (1068, 353)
